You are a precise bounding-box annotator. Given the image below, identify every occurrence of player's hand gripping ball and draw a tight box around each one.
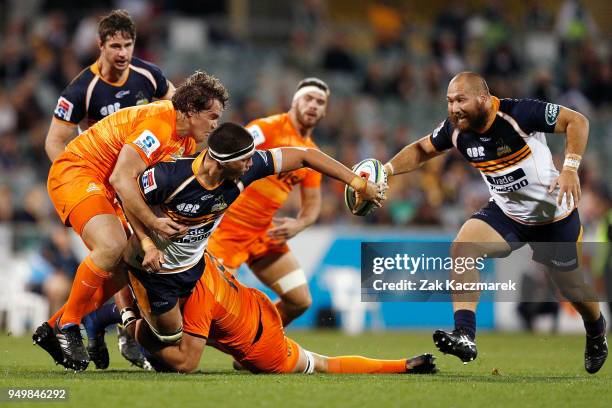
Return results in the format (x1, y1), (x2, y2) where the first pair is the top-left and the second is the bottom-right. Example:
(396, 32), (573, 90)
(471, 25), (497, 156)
(345, 158), (388, 216)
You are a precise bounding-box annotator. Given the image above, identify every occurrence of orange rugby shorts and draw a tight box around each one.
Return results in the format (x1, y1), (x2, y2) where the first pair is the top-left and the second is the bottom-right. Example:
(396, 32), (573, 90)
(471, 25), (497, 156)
(208, 223), (290, 269)
(48, 152), (127, 235)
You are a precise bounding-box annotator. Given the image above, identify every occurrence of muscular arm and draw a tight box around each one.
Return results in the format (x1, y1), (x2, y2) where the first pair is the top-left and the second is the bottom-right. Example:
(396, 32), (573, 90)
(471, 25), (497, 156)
(278, 148), (374, 196)
(109, 145), (186, 239)
(44, 118), (77, 161)
(135, 321), (205, 373)
(297, 186), (321, 229)
(384, 135), (444, 176)
(554, 106), (589, 159)
(548, 106), (589, 206)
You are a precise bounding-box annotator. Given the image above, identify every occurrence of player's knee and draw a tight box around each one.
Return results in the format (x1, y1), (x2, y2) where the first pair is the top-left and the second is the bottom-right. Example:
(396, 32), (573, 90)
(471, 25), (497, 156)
(96, 236), (128, 265)
(272, 269), (308, 298)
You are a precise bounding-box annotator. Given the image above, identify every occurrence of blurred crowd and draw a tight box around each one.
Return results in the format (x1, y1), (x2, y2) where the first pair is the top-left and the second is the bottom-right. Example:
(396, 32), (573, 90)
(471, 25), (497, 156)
(0, 0), (611, 306)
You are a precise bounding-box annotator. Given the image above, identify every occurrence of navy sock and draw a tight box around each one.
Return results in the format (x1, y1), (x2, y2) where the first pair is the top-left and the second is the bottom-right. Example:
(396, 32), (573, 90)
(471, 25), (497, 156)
(454, 309), (476, 339)
(584, 313), (606, 338)
(83, 303), (121, 339)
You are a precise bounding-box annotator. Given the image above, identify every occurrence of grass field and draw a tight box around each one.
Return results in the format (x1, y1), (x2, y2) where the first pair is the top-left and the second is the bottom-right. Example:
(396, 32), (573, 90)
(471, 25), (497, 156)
(0, 330), (610, 408)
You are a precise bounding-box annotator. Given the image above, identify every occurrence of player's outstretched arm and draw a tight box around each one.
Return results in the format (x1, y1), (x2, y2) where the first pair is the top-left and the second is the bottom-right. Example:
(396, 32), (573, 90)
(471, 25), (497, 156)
(110, 145), (188, 239)
(44, 118), (77, 161)
(384, 135), (444, 177)
(276, 147), (384, 203)
(548, 106), (589, 208)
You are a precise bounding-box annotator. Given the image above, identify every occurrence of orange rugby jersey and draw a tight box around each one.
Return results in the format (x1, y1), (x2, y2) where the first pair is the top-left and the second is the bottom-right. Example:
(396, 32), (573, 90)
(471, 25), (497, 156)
(182, 254), (261, 354)
(220, 113), (322, 231)
(65, 100), (196, 182)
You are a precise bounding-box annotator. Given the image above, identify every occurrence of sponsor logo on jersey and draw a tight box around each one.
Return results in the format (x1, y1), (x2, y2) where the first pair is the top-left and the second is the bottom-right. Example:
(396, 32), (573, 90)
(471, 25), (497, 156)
(200, 194), (214, 201)
(86, 182), (101, 193)
(545, 103), (560, 126)
(480, 137), (492, 142)
(247, 124), (266, 146)
(485, 168), (529, 192)
(256, 150), (268, 164)
(134, 130), (161, 158)
(432, 121), (444, 138)
(466, 146), (485, 159)
(142, 168), (157, 193)
(115, 90), (131, 99)
(54, 97), (74, 121)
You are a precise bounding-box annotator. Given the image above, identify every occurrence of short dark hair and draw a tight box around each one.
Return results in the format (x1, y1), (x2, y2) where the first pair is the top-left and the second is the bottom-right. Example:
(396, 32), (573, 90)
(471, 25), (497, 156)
(98, 10), (136, 44)
(208, 123), (253, 155)
(172, 71), (229, 115)
(297, 77), (330, 95)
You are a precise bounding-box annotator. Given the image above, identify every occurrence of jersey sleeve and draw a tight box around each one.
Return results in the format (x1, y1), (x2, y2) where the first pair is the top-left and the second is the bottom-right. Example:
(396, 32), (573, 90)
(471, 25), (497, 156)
(126, 119), (174, 166)
(53, 82), (86, 124)
(301, 168), (322, 188)
(506, 99), (559, 134)
(429, 119), (454, 152)
(138, 163), (174, 205)
(240, 150), (276, 186)
(138, 59), (170, 99)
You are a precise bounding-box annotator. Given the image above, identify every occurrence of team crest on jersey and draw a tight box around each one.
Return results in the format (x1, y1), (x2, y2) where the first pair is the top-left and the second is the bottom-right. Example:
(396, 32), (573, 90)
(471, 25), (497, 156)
(432, 121), (444, 138)
(134, 130), (161, 158)
(54, 97), (74, 121)
(142, 168), (157, 193)
(496, 144), (512, 157)
(545, 103), (560, 126)
(211, 196), (228, 212)
(135, 91), (149, 106)
(170, 147), (185, 160)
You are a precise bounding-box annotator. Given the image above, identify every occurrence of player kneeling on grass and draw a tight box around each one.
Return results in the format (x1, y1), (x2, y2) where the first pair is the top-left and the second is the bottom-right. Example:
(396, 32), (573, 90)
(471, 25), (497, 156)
(127, 252), (437, 375)
(118, 122), (387, 349)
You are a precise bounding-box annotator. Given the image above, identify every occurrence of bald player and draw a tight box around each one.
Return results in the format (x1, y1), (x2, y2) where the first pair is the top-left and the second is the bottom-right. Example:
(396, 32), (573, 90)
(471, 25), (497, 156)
(381, 72), (607, 374)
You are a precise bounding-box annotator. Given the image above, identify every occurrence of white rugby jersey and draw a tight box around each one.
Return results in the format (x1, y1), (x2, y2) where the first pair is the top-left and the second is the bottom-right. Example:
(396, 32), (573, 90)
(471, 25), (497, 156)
(430, 97), (572, 224)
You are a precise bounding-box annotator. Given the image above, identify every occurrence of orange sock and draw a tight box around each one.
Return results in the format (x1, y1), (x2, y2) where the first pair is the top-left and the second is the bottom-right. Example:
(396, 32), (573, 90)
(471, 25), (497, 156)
(47, 305), (66, 326)
(326, 356), (407, 374)
(47, 277), (122, 327)
(58, 256), (112, 327)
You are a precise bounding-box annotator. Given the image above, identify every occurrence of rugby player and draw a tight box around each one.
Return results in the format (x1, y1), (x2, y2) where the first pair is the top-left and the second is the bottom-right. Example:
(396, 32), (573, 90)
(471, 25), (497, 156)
(43, 9), (175, 369)
(131, 252), (437, 375)
(119, 122), (385, 349)
(382, 72), (607, 374)
(32, 71), (229, 372)
(208, 78), (330, 326)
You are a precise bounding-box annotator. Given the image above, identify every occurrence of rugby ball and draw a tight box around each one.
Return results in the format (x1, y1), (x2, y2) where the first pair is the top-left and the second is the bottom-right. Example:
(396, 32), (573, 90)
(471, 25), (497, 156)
(344, 158), (387, 216)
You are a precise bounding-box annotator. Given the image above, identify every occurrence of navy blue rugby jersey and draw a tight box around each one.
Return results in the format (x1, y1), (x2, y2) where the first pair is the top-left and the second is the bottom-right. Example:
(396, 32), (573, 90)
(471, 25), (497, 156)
(128, 149), (281, 272)
(429, 97), (571, 224)
(53, 57), (169, 130)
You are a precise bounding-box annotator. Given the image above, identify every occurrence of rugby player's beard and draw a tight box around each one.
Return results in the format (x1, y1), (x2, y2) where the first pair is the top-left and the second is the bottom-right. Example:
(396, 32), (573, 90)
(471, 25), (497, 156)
(451, 103), (488, 131)
(296, 109), (320, 131)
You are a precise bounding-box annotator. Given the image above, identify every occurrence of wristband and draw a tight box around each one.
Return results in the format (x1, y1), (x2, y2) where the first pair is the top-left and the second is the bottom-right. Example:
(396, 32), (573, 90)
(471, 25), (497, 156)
(141, 237), (156, 251)
(349, 175), (367, 193)
(563, 154), (581, 172)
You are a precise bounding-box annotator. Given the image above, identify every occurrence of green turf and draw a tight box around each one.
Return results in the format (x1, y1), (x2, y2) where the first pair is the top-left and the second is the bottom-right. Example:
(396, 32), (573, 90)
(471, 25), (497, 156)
(0, 330), (610, 408)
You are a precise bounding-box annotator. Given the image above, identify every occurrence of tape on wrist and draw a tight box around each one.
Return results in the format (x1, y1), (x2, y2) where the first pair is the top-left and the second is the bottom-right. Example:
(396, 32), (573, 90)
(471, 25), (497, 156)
(563, 154), (581, 171)
(141, 237), (156, 251)
(349, 176), (367, 193)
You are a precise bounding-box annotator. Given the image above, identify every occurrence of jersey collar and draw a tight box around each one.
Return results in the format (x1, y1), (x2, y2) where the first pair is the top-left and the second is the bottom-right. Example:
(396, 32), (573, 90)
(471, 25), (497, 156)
(479, 96), (500, 133)
(192, 149), (223, 190)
